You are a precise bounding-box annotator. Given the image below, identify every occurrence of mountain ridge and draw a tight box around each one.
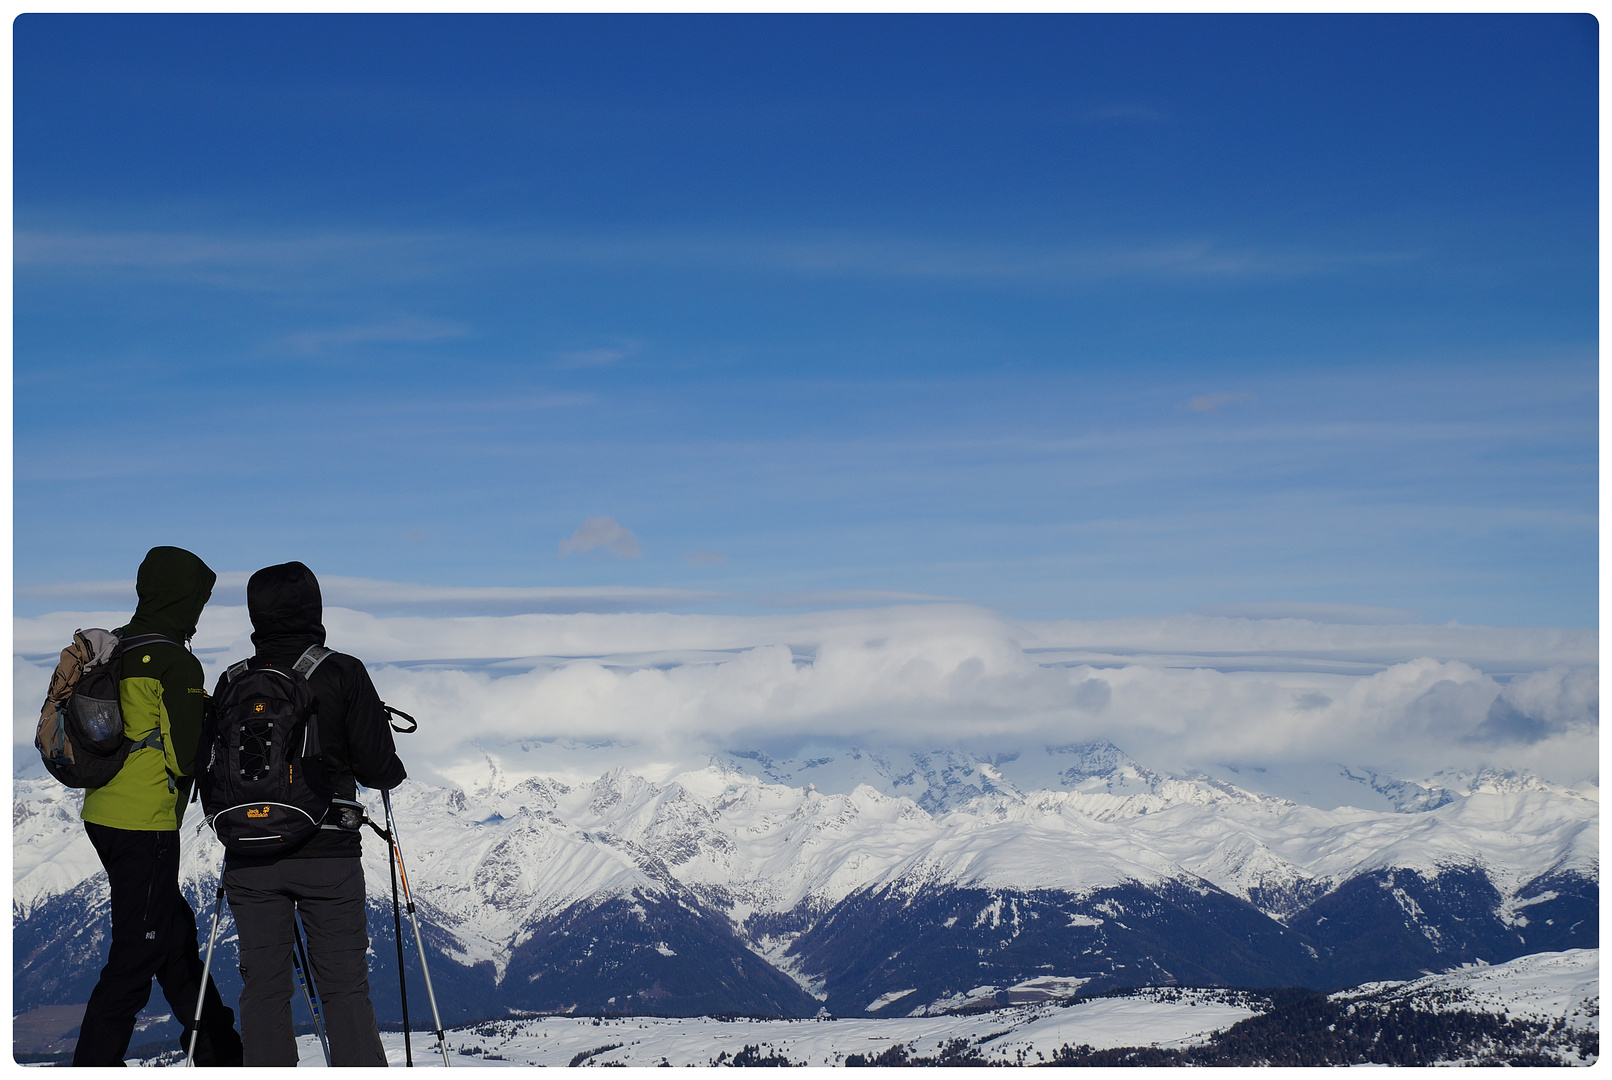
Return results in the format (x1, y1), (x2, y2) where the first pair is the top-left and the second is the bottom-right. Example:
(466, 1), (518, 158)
(12, 741), (1598, 1026)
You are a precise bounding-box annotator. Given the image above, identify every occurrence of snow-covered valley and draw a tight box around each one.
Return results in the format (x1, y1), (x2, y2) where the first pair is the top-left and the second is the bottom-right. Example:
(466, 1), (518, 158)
(117, 948), (1597, 1067)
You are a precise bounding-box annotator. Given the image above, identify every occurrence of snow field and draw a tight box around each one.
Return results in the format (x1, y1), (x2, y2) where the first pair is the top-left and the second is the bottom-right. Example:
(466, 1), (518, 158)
(291, 987), (1259, 1067)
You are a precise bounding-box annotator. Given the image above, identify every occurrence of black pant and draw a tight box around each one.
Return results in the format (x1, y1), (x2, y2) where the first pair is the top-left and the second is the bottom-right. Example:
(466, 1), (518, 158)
(223, 856), (388, 1066)
(73, 823), (242, 1066)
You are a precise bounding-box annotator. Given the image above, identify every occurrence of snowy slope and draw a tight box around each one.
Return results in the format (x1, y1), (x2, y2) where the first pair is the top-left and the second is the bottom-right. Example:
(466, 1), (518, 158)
(14, 743), (1597, 929)
(404, 749), (1596, 924)
(13, 782), (103, 919)
(1338, 947), (1599, 1024)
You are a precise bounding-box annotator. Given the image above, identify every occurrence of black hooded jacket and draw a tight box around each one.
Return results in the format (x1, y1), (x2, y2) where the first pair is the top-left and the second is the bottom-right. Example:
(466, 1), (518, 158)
(214, 562), (406, 863)
(124, 545), (216, 646)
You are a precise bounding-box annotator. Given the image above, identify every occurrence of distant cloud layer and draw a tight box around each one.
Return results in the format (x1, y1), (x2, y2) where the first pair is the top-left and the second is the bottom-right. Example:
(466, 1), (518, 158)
(559, 516), (643, 558)
(14, 600), (1597, 793)
(12, 575), (717, 616)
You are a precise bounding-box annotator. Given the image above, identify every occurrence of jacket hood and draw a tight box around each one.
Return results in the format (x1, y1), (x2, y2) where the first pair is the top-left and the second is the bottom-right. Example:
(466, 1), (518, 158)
(248, 561), (328, 658)
(124, 547), (216, 643)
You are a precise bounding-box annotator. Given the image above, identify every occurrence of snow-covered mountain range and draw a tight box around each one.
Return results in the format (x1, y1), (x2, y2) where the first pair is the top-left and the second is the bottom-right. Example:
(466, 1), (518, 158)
(13, 741), (1598, 1029)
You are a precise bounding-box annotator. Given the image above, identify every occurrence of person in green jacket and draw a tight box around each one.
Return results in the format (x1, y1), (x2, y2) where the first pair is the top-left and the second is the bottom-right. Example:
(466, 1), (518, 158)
(73, 546), (243, 1067)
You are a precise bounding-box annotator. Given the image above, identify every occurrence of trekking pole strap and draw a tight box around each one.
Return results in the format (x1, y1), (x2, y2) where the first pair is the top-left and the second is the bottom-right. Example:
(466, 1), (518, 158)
(383, 705), (417, 734)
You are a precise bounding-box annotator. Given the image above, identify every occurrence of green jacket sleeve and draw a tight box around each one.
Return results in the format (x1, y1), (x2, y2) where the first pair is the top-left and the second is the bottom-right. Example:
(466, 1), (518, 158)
(159, 649), (209, 777)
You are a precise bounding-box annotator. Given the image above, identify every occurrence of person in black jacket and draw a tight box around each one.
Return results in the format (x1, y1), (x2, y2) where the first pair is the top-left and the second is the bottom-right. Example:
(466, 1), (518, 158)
(216, 562), (406, 1067)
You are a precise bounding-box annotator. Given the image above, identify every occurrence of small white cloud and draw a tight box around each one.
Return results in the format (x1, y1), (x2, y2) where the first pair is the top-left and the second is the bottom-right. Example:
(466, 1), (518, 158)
(559, 516), (643, 558)
(1187, 391), (1256, 414)
(680, 549), (728, 566)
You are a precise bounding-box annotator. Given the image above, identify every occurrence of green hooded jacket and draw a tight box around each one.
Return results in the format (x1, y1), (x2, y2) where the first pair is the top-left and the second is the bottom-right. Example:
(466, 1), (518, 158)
(81, 546), (217, 832)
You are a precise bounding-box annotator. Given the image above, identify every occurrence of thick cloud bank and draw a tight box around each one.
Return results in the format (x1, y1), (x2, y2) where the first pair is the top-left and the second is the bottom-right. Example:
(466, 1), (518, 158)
(14, 603), (1597, 791)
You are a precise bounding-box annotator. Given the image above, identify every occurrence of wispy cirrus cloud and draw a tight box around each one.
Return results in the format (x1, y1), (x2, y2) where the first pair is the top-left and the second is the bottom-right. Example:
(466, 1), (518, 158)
(14, 226), (1423, 291)
(551, 345), (636, 370)
(1196, 602), (1419, 625)
(1187, 391), (1257, 413)
(285, 317), (469, 354)
(14, 229), (448, 275)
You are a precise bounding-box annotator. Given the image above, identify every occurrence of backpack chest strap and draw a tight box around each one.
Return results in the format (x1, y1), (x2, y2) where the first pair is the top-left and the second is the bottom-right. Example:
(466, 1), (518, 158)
(130, 729), (164, 753)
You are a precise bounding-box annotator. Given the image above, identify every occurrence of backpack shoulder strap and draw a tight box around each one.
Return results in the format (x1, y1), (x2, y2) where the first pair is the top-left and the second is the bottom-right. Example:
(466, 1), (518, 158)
(293, 645), (335, 681)
(224, 659), (251, 683)
(115, 632), (176, 654)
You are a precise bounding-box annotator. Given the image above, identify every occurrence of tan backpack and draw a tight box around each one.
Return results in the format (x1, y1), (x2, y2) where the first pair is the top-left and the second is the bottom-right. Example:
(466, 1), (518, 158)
(36, 629), (170, 788)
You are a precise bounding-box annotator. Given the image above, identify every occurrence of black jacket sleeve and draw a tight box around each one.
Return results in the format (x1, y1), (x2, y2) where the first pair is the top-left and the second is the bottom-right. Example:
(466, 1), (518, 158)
(339, 659), (407, 791)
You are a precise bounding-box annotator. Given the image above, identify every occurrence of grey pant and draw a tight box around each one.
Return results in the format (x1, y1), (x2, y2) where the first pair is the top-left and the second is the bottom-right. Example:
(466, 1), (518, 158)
(223, 857), (387, 1066)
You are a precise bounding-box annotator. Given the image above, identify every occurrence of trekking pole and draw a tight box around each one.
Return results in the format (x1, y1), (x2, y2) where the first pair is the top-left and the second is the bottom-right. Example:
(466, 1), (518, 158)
(387, 820), (413, 1066)
(291, 911), (334, 1066)
(383, 788), (451, 1066)
(187, 860), (227, 1067)
(361, 799), (413, 1064)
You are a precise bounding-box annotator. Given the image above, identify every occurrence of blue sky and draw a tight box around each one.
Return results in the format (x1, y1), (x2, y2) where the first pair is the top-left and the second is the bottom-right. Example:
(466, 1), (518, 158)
(13, 15), (1598, 626)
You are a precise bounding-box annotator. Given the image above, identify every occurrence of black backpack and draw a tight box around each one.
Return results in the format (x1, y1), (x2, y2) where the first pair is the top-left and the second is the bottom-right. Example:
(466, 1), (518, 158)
(199, 645), (339, 856)
(36, 629), (174, 789)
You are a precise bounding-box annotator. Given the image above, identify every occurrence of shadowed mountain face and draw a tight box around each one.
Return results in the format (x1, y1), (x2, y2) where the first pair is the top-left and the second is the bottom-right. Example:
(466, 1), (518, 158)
(15, 886), (816, 1029)
(780, 870), (1596, 1018)
(15, 863), (1596, 1033)
(505, 891), (819, 1017)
